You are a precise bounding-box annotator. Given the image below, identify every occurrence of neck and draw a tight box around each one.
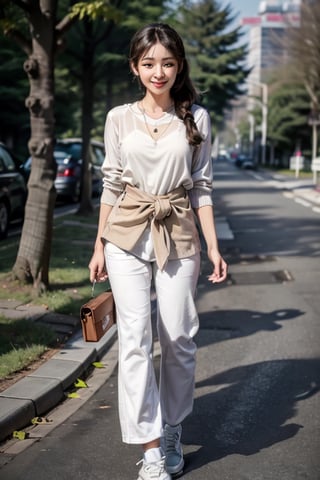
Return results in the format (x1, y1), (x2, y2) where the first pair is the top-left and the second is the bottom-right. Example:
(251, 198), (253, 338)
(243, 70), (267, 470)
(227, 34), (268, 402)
(141, 95), (174, 115)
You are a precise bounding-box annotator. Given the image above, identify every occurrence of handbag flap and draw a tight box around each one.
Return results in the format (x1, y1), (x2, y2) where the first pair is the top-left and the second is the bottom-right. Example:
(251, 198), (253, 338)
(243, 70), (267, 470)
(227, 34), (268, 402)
(81, 291), (114, 319)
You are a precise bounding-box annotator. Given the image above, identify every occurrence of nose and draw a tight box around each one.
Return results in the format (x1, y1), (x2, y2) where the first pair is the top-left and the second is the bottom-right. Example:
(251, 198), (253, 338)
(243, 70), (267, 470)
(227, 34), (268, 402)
(154, 65), (165, 79)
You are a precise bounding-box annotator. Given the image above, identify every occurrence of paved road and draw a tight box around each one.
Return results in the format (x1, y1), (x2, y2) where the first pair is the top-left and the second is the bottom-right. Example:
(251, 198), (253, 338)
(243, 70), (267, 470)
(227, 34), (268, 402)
(1, 160), (319, 480)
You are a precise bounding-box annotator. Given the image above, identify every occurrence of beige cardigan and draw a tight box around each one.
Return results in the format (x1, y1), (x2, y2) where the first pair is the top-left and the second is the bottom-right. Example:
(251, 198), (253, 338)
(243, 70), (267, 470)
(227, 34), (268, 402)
(102, 184), (201, 270)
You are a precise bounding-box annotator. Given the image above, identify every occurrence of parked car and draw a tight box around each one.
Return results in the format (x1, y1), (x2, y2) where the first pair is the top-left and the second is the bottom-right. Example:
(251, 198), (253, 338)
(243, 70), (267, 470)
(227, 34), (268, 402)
(22, 138), (105, 202)
(0, 142), (27, 239)
(235, 154), (256, 169)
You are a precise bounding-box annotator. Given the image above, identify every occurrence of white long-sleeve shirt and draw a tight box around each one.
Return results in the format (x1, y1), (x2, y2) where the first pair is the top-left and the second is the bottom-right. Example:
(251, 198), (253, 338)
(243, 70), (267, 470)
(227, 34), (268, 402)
(101, 102), (213, 209)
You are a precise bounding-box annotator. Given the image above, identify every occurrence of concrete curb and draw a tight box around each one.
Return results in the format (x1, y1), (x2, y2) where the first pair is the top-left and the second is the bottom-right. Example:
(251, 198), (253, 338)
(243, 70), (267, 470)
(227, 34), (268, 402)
(0, 325), (117, 443)
(291, 187), (320, 206)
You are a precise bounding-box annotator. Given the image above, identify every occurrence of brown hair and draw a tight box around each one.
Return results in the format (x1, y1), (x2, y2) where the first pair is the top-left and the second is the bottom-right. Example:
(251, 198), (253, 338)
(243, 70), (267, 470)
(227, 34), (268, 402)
(129, 23), (203, 146)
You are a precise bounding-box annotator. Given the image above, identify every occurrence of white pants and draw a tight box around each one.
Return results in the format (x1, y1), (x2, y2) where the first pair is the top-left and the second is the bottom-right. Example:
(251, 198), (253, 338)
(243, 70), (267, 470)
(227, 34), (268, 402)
(105, 242), (200, 444)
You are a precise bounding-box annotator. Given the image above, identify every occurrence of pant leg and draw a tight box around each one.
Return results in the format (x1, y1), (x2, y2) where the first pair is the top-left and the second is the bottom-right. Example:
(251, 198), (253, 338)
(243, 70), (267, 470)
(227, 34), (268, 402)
(154, 254), (200, 426)
(105, 242), (162, 444)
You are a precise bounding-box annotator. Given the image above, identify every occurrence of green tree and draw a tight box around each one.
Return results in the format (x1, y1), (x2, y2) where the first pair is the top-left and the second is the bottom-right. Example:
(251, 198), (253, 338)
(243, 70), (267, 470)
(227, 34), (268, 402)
(176, 0), (249, 129)
(0, 0), (119, 292)
(267, 83), (309, 164)
(60, 0), (166, 214)
(286, 0), (320, 159)
(0, 33), (29, 160)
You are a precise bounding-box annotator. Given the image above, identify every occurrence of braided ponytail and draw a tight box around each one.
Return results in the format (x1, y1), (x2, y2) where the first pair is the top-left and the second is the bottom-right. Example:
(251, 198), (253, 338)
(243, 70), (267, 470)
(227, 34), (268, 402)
(172, 59), (204, 146)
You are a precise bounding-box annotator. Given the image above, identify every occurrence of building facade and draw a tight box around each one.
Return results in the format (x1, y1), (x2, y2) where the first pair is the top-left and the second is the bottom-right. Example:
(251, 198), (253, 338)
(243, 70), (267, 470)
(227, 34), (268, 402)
(243, 0), (300, 98)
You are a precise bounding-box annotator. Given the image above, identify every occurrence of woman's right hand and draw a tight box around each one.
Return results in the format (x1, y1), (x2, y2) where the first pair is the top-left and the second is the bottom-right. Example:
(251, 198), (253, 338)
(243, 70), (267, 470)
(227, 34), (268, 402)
(88, 249), (108, 283)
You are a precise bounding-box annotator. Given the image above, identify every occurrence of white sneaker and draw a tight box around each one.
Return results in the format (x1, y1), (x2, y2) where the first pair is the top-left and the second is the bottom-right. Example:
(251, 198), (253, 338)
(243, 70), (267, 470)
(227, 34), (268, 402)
(137, 457), (171, 480)
(163, 424), (184, 476)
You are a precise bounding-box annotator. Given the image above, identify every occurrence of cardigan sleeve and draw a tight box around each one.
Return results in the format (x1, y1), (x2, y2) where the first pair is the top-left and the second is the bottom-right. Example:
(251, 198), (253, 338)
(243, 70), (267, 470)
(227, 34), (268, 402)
(188, 107), (213, 208)
(100, 108), (125, 206)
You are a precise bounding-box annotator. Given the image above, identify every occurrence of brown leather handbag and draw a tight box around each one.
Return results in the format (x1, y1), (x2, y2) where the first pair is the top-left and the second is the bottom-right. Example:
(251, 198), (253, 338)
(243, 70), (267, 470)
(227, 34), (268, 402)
(80, 282), (116, 342)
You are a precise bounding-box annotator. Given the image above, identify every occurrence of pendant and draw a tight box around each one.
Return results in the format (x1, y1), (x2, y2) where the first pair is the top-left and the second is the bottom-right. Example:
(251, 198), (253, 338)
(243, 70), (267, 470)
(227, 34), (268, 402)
(153, 127), (158, 133)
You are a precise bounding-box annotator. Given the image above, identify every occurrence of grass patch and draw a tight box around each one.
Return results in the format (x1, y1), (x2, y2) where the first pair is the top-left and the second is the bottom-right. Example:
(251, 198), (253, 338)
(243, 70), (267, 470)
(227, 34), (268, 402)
(266, 167), (313, 179)
(0, 316), (57, 379)
(0, 205), (110, 380)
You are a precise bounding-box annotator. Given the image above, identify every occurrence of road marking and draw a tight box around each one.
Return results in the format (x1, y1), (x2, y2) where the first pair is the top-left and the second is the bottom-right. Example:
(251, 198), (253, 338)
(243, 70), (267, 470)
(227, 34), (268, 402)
(294, 198), (312, 208)
(216, 217), (234, 240)
(283, 192), (320, 213)
(249, 172), (264, 181)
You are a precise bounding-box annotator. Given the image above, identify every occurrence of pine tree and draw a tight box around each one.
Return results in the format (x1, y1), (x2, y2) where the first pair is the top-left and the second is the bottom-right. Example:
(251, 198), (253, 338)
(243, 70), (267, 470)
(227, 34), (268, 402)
(0, 35), (29, 159)
(267, 83), (310, 164)
(176, 0), (249, 129)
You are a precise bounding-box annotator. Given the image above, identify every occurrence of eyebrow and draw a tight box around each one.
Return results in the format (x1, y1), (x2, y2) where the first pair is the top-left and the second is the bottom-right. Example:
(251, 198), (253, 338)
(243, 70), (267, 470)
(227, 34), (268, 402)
(141, 56), (176, 61)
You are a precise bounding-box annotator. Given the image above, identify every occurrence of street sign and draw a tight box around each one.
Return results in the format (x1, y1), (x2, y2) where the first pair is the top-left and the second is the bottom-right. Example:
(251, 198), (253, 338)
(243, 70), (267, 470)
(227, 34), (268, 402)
(311, 158), (320, 171)
(311, 157), (320, 185)
(308, 113), (320, 126)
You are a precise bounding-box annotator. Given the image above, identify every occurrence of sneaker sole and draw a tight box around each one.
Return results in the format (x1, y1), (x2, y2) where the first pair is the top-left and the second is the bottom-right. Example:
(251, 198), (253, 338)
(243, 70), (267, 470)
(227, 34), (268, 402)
(166, 458), (184, 476)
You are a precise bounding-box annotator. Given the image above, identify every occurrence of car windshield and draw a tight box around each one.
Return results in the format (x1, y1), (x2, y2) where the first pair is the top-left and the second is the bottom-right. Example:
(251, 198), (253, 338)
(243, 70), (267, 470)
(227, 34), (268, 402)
(54, 151), (73, 165)
(55, 143), (82, 161)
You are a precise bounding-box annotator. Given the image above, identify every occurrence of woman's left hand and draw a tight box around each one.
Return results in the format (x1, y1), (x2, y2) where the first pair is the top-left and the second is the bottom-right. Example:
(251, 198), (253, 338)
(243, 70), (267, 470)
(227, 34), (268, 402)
(207, 249), (228, 284)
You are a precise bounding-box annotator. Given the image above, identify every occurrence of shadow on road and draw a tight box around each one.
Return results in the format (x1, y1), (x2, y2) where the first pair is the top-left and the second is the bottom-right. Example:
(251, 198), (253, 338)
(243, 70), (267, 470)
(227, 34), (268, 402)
(183, 357), (320, 474)
(196, 307), (304, 347)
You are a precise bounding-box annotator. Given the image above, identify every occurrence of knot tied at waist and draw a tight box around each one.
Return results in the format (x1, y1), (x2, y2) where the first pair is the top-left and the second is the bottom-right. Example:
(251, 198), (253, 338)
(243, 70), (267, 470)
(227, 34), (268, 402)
(103, 184), (199, 270)
(154, 197), (172, 220)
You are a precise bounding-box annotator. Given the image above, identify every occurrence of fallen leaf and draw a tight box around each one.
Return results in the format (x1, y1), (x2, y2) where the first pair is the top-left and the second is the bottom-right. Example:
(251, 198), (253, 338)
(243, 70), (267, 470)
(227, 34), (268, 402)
(74, 378), (88, 388)
(13, 431), (27, 440)
(67, 392), (80, 398)
(92, 362), (105, 368)
(31, 417), (52, 425)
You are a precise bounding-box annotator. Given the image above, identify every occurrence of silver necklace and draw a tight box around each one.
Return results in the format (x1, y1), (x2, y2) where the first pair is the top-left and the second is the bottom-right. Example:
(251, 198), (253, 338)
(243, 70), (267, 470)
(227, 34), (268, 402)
(139, 102), (175, 142)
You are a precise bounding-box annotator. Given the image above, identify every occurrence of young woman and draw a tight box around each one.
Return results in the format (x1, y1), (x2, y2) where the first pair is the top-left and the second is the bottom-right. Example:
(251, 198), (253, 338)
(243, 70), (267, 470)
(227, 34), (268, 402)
(89, 23), (227, 480)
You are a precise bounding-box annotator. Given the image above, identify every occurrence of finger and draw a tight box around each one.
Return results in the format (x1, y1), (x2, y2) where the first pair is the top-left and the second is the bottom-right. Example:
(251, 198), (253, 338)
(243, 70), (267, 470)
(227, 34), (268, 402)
(96, 272), (108, 282)
(208, 263), (227, 283)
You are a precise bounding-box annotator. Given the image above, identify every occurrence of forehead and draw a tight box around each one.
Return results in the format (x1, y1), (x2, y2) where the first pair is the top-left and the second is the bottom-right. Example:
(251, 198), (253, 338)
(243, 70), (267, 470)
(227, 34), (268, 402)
(141, 41), (175, 60)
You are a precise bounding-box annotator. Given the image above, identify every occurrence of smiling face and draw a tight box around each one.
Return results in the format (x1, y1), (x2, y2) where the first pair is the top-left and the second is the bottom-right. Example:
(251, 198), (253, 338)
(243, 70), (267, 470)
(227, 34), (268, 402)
(131, 42), (180, 98)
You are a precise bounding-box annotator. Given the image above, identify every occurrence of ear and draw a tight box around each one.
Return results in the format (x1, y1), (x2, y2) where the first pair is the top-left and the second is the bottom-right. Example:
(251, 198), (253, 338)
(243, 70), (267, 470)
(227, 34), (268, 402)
(130, 62), (139, 77)
(178, 60), (184, 74)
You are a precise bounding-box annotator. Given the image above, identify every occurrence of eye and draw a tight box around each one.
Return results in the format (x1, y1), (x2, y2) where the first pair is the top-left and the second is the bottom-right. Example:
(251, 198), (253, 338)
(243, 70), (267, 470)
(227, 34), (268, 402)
(141, 63), (153, 68)
(164, 62), (177, 68)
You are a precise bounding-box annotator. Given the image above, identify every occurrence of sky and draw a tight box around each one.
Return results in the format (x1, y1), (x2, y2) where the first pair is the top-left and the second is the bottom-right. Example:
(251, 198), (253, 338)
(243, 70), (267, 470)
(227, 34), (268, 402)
(228, 0), (260, 21)
(222, 0), (261, 47)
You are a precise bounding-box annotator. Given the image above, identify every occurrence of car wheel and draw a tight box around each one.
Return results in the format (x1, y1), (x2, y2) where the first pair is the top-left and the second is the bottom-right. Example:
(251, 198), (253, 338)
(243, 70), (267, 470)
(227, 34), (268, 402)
(0, 201), (9, 239)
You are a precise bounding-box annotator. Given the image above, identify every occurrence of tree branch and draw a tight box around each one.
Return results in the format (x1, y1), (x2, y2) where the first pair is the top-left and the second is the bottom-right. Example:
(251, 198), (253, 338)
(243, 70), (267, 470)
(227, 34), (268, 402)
(304, 81), (319, 108)
(55, 13), (78, 38)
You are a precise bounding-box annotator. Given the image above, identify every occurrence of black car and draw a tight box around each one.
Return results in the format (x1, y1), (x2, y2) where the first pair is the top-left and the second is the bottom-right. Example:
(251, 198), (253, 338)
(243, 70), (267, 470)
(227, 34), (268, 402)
(23, 138), (105, 202)
(0, 143), (27, 239)
(235, 154), (256, 169)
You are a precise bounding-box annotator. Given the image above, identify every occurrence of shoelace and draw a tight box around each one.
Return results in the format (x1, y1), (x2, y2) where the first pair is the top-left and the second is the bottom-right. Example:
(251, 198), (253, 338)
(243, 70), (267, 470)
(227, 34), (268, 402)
(136, 457), (166, 474)
(165, 431), (180, 454)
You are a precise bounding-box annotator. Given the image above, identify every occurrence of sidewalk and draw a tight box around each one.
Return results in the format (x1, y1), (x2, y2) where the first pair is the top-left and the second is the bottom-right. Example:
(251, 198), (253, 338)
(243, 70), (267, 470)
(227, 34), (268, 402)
(0, 301), (117, 443)
(0, 176), (318, 445)
(290, 183), (320, 207)
(264, 169), (320, 207)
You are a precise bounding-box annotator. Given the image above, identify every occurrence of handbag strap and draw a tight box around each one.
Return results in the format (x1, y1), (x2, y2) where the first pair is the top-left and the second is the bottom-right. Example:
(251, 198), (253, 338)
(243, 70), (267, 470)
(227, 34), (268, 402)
(91, 279), (97, 298)
(91, 279), (112, 298)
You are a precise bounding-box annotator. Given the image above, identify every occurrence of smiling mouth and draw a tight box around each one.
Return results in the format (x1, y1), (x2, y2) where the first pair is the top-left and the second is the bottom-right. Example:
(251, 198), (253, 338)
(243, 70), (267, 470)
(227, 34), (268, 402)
(152, 81), (166, 88)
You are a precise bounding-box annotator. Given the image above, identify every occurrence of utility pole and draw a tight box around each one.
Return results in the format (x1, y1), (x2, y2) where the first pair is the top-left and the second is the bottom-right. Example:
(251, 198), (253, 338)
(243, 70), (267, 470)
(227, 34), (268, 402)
(247, 81), (268, 165)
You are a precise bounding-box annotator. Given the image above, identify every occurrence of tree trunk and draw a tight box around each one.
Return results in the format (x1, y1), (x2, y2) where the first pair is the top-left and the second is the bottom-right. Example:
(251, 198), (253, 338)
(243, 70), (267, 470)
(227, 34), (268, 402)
(78, 18), (94, 215)
(270, 141), (275, 166)
(12, 2), (57, 293)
